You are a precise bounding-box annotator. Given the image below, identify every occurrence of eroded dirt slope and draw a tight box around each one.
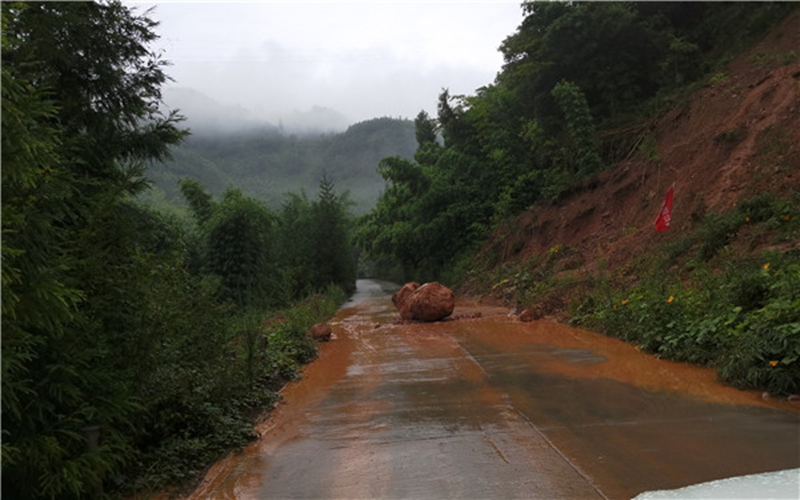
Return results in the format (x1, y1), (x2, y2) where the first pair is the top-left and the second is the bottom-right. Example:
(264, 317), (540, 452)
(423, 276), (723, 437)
(486, 13), (799, 277)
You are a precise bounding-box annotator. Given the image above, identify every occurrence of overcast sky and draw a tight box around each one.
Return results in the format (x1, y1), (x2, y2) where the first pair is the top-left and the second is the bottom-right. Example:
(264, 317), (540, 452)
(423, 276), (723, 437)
(127, 1), (525, 128)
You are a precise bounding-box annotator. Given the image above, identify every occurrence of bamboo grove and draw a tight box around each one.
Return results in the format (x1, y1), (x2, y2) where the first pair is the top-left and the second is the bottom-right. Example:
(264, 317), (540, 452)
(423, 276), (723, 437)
(2, 3), (355, 497)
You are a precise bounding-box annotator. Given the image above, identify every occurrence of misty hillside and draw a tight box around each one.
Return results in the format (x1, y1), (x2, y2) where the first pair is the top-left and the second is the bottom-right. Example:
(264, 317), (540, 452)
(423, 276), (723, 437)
(162, 87), (352, 136)
(144, 116), (417, 213)
(162, 87), (271, 135)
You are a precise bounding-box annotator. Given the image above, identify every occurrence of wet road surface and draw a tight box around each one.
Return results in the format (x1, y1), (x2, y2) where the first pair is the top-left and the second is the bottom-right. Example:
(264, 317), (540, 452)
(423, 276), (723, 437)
(189, 279), (800, 499)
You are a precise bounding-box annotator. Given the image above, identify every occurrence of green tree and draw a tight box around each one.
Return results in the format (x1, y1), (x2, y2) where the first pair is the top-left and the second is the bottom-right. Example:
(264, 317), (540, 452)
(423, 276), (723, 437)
(311, 173), (357, 294)
(414, 110), (438, 147)
(2, 2), (187, 497)
(180, 178), (217, 225)
(275, 191), (317, 299)
(499, 2), (665, 121)
(437, 89), (479, 153)
(1, 32), (87, 496)
(551, 80), (603, 176)
(358, 156), (429, 279)
(358, 143), (494, 281)
(205, 189), (276, 307)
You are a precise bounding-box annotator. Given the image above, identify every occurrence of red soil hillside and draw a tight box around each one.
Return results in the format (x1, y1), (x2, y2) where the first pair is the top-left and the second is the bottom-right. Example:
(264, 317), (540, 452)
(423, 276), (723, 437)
(484, 13), (800, 279)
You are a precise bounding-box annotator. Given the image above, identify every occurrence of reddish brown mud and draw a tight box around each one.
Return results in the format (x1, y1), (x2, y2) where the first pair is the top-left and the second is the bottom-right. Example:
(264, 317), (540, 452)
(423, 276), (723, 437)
(186, 280), (800, 499)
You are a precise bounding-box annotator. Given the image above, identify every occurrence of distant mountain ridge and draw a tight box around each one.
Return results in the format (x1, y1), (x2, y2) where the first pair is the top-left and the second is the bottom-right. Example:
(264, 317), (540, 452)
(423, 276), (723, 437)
(144, 116), (417, 213)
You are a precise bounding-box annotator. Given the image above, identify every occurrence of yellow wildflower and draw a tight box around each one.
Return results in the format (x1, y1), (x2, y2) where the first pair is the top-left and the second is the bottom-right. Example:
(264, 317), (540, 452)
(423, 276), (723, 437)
(763, 263), (770, 270)
(621, 299), (629, 306)
(667, 295), (675, 303)
(745, 216), (751, 223)
(769, 360), (779, 367)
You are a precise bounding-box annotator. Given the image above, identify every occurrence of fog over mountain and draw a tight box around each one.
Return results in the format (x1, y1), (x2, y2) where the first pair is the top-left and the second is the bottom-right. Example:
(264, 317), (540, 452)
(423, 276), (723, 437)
(163, 87), (351, 136)
(162, 87), (267, 134)
(147, 2), (523, 129)
(278, 106), (351, 135)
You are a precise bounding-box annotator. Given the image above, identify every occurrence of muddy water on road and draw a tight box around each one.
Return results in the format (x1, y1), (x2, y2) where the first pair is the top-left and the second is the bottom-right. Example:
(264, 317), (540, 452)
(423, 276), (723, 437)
(188, 279), (800, 499)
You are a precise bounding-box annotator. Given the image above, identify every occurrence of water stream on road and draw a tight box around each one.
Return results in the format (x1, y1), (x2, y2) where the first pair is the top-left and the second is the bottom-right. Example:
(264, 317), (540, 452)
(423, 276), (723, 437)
(187, 279), (799, 499)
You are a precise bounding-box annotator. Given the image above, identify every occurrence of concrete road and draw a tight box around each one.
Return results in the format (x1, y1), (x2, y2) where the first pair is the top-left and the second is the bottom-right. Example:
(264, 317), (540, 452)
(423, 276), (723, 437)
(189, 279), (800, 499)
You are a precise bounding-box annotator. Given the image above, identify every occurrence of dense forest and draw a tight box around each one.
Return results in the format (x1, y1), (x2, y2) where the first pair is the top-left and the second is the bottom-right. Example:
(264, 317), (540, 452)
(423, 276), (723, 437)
(144, 116), (417, 215)
(2, 2), (355, 498)
(3, 1), (799, 499)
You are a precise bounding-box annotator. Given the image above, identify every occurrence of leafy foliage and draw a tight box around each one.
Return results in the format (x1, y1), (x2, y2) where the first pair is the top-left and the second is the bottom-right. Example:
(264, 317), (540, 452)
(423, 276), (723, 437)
(358, 142), (495, 282)
(310, 173), (358, 295)
(414, 110), (438, 147)
(1, 3), (356, 498)
(550, 80), (603, 176)
(2, 2), (187, 497)
(572, 197), (800, 395)
(205, 189), (276, 307)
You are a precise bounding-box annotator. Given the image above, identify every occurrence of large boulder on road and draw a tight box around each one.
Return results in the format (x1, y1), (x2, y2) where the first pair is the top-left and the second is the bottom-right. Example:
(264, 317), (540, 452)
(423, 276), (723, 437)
(393, 282), (455, 322)
(392, 282), (419, 316)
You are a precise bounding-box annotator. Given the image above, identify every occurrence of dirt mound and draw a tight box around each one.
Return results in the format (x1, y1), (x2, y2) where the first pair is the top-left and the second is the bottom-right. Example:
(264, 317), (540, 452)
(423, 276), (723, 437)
(484, 13), (800, 277)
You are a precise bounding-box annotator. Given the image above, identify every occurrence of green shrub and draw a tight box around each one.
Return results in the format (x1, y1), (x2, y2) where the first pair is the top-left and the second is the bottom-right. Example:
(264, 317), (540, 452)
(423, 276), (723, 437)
(726, 268), (771, 312)
(264, 287), (346, 380)
(739, 192), (778, 223)
(578, 255), (800, 395)
(718, 297), (800, 395)
(121, 286), (347, 493)
(696, 212), (743, 261)
(718, 264), (800, 395)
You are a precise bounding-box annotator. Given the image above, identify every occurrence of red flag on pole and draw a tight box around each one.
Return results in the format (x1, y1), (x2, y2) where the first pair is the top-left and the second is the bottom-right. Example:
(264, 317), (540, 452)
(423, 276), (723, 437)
(654, 185), (674, 232)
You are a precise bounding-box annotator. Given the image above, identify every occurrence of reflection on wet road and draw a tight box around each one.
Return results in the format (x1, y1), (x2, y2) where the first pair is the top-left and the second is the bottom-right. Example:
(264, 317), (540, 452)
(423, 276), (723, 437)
(189, 279), (800, 499)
